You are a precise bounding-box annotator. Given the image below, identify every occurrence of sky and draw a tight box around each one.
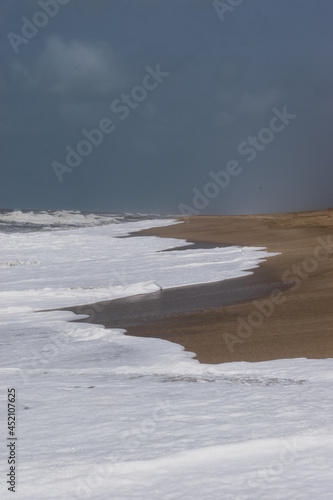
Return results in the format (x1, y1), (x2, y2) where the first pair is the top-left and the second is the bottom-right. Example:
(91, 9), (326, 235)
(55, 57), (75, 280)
(0, 0), (333, 215)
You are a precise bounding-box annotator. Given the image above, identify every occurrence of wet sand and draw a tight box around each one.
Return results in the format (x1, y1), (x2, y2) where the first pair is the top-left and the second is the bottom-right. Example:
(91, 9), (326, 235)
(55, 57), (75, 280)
(65, 209), (333, 364)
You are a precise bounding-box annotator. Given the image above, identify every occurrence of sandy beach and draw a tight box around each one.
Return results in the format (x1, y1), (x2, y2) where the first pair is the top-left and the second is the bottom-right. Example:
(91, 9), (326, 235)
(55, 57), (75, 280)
(68, 209), (333, 364)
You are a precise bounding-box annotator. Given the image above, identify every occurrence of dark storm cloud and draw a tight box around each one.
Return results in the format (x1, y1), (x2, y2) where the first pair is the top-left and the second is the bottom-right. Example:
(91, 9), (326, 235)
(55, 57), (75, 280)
(1, 0), (333, 214)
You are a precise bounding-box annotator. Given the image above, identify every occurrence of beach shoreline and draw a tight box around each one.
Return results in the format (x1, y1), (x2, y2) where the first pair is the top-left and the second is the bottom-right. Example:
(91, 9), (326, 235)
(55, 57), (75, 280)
(66, 209), (333, 364)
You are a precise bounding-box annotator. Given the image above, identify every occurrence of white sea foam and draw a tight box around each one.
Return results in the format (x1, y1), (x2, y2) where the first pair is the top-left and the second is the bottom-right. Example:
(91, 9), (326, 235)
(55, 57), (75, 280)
(0, 217), (332, 499)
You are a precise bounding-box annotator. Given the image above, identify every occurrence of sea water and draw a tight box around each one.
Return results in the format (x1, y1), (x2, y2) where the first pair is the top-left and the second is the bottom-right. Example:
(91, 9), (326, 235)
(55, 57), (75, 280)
(0, 210), (332, 499)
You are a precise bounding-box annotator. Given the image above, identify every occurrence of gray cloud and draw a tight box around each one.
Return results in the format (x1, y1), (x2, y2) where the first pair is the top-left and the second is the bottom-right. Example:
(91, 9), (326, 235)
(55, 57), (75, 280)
(11, 35), (128, 100)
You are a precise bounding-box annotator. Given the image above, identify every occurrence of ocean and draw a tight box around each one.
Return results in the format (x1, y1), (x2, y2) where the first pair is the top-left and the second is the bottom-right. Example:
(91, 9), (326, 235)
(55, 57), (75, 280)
(0, 209), (332, 499)
(0, 209), (165, 233)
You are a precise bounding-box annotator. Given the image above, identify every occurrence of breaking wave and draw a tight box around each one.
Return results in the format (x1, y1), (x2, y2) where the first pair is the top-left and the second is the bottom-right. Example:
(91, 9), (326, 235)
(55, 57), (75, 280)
(0, 209), (163, 233)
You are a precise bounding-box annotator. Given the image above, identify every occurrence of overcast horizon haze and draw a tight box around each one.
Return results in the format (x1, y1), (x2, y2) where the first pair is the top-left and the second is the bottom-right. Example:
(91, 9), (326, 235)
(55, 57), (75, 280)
(1, 0), (333, 216)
